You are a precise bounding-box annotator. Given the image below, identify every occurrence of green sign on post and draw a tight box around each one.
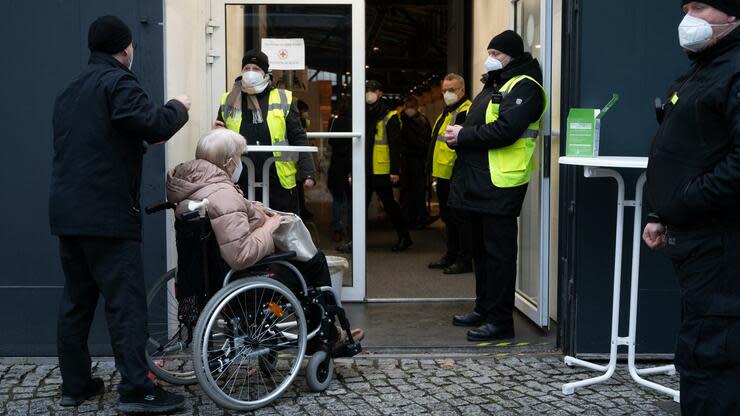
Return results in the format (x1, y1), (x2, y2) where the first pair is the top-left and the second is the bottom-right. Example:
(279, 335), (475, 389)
(565, 94), (620, 157)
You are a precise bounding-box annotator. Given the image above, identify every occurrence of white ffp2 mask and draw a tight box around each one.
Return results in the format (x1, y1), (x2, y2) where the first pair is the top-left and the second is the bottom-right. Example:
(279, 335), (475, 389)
(484, 56), (503, 72)
(365, 91), (378, 105)
(443, 91), (459, 106)
(241, 71), (269, 94)
(230, 159), (243, 183)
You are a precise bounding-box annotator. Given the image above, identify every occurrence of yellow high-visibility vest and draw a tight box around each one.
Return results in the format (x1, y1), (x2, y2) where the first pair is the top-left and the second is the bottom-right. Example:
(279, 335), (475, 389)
(372, 110), (399, 175)
(220, 88), (298, 189)
(485, 75), (548, 188)
(431, 99), (472, 179)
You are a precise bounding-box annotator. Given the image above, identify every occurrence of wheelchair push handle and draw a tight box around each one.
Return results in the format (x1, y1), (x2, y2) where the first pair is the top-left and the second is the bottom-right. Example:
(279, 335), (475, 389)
(145, 201), (175, 214)
(187, 198), (209, 218)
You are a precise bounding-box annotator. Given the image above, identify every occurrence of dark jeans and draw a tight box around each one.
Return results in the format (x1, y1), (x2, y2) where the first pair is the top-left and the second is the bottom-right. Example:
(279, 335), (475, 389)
(57, 236), (154, 396)
(663, 225), (740, 415)
(400, 157), (427, 226)
(469, 212), (517, 325)
(436, 178), (472, 265)
(366, 175), (409, 238)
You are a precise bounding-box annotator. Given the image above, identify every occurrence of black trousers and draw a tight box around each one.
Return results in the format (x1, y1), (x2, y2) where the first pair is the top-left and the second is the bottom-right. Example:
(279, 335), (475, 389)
(663, 226), (740, 415)
(366, 175), (409, 238)
(469, 212), (518, 325)
(57, 236), (154, 396)
(436, 178), (472, 265)
(400, 157), (427, 226)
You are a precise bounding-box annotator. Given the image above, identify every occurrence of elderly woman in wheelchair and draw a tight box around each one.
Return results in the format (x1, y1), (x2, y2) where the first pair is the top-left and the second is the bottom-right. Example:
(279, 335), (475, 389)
(145, 129), (362, 411)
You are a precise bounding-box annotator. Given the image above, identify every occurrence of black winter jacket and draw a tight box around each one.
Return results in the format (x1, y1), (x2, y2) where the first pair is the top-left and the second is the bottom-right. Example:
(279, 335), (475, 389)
(49, 53), (189, 240)
(399, 112), (432, 159)
(646, 27), (740, 227)
(365, 99), (402, 177)
(448, 54), (545, 216)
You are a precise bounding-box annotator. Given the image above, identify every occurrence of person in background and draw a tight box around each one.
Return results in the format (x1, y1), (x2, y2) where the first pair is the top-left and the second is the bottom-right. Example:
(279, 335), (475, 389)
(328, 100), (353, 243)
(399, 96), (432, 229)
(643, 1), (739, 413)
(214, 49), (316, 215)
(446, 30), (547, 341)
(295, 99), (315, 220)
(427, 73), (473, 275)
(50, 15), (190, 413)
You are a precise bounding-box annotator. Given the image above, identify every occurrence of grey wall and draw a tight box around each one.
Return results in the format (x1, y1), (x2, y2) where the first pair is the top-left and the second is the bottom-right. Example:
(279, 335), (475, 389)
(0, 0), (167, 355)
(560, 1), (689, 355)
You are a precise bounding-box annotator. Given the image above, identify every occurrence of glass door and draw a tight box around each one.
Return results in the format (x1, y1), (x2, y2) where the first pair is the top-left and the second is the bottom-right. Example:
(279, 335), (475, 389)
(512, 0), (553, 327)
(208, 0), (366, 301)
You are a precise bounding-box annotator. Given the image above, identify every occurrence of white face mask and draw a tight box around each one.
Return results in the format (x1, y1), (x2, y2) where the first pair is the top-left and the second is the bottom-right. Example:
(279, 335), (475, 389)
(678, 14), (734, 52)
(484, 56), (503, 72)
(404, 108), (418, 117)
(229, 158), (243, 183)
(365, 91), (378, 105)
(241, 70), (269, 94)
(443, 91), (460, 106)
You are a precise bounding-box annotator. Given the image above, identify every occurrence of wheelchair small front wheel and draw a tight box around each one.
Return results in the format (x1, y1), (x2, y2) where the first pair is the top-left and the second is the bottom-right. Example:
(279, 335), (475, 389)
(306, 350), (334, 392)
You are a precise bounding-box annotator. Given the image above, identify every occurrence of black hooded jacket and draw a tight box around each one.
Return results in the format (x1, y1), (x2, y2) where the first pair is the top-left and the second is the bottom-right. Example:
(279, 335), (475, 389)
(49, 53), (189, 240)
(646, 26), (740, 227)
(448, 53), (545, 216)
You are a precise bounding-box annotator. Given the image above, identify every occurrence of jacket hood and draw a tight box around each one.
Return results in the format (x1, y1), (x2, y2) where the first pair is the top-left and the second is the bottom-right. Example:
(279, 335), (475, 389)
(689, 24), (740, 62)
(166, 159), (233, 204)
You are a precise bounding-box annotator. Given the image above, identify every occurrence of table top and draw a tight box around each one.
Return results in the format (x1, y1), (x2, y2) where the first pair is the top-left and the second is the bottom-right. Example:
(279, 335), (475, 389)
(244, 145), (318, 153)
(559, 156), (648, 169)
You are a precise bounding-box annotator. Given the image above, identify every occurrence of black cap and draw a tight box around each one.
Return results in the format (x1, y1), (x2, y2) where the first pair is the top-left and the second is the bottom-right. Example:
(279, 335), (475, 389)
(366, 80), (383, 91)
(681, 0), (739, 16)
(242, 49), (269, 73)
(487, 30), (524, 59)
(88, 15), (132, 54)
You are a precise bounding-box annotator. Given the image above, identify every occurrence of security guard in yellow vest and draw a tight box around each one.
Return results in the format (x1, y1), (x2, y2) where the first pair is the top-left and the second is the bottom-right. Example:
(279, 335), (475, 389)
(446, 31), (548, 341)
(365, 80), (412, 251)
(426, 73), (473, 275)
(215, 49), (315, 215)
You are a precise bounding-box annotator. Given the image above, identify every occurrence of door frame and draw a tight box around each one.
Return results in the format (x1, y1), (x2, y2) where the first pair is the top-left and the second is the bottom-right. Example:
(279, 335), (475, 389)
(207, 0), (366, 301)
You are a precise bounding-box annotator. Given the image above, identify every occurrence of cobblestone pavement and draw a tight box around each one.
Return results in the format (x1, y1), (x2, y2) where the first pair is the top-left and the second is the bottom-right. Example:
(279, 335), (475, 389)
(0, 353), (680, 415)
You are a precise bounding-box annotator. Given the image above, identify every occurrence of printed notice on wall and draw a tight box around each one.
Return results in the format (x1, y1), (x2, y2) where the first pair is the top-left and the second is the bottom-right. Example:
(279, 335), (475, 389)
(261, 38), (305, 70)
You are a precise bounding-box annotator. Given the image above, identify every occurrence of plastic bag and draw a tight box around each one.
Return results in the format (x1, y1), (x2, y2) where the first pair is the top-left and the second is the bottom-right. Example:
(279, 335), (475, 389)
(264, 207), (318, 261)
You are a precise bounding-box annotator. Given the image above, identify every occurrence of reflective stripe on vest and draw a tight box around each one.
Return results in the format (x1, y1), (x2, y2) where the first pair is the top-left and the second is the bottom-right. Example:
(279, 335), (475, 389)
(432, 99), (472, 179)
(220, 88), (297, 189)
(485, 75), (548, 188)
(372, 110), (399, 175)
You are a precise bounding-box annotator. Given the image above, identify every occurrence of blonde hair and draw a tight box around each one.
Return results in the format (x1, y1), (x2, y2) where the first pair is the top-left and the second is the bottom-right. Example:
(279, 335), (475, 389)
(195, 129), (247, 167)
(443, 73), (465, 90)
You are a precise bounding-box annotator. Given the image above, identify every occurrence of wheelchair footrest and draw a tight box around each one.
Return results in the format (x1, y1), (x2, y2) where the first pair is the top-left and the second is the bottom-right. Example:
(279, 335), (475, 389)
(332, 342), (362, 359)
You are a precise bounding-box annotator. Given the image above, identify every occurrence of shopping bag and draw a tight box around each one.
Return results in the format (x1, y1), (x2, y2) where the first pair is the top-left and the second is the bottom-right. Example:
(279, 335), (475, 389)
(263, 207), (318, 261)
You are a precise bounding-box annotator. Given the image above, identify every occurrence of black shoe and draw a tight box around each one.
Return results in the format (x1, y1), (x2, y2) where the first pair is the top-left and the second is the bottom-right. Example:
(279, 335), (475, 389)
(428, 256), (454, 269)
(452, 311), (485, 327)
(60, 377), (105, 407)
(466, 322), (515, 342)
(391, 235), (413, 252)
(443, 262), (473, 274)
(117, 386), (185, 414)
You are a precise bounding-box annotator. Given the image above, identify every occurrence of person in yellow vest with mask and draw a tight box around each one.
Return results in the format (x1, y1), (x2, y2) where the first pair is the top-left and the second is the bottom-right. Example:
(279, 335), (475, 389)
(427, 73), (473, 275)
(445, 31), (547, 341)
(214, 49), (316, 215)
(366, 80), (412, 251)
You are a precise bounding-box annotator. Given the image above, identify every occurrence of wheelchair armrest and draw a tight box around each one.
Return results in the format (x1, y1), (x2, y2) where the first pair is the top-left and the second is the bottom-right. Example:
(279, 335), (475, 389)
(253, 251), (296, 267)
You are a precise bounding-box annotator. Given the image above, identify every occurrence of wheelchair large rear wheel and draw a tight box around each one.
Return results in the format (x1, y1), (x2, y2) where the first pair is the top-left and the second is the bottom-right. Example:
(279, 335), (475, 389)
(193, 276), (308, 411)
(145, 268), (197, 385)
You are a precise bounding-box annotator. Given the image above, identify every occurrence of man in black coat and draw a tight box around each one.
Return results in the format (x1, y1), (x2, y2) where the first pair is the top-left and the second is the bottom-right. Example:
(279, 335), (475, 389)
(49, 16), (190, 413)
(399, 96), (432, 229)
(642, 2), (739, 413)
(445, 31), (546, 341)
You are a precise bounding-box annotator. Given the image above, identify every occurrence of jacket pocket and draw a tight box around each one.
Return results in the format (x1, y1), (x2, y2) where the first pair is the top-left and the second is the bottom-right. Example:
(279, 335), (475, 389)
(492, 142), (526, 173)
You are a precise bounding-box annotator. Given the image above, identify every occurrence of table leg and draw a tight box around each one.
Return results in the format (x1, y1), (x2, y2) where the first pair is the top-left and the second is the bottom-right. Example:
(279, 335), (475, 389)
(262, 157), (275, 208)
(241, 156), (256, 201)
(563, 167), (625, 395)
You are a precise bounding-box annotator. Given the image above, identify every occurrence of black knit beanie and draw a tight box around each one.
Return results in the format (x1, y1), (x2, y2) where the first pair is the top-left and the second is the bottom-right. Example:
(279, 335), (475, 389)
(242, 49), (270, 73)
(487, 30), (524, 59)
(88, 15), (132, 54)
(681, 0), (740, 17)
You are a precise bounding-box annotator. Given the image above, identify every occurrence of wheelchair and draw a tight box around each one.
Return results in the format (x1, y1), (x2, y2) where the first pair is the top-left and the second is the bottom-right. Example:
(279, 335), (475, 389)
(144, 199), (361, 411)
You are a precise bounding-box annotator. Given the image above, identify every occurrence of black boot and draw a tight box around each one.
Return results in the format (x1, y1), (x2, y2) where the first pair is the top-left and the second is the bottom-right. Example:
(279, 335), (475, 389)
(117, 386), (185, 414)
(466, 322), (515, 341)
(391, 234), (413, 252)
(428, 255), (454, 269)
(443, 262), (473, 274)
(60, 377), (105, 407)
(452, 311), (485, 327)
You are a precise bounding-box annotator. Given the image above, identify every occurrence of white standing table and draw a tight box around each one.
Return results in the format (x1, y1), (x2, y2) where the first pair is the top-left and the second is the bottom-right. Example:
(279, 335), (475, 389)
(241, 145), (318, 208)
(558, 156), (680, 403)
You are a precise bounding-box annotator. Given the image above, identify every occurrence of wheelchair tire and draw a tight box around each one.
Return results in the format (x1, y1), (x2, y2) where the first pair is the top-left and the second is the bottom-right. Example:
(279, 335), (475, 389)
(193, 276), (308, 411)
(306, 350), (334, 392)
(145, 268), (197, 385)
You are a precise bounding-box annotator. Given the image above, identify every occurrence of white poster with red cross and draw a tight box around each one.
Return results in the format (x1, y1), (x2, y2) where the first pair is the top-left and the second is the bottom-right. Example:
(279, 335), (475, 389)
(261, 38), (305, 70)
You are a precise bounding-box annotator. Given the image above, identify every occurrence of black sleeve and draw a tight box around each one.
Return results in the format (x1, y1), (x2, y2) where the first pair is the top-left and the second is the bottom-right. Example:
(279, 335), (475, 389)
(453, 110), (467, 125)
(109, 74), (189, 144)
(681, 75), (740, 216)
(386, 114), (402, 175)
(456, 81), (543, 150)
(285, 100), (316, 179)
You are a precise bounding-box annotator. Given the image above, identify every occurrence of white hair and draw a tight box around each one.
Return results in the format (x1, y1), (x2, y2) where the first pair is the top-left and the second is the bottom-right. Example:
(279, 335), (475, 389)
(195, 129), (247, 167)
